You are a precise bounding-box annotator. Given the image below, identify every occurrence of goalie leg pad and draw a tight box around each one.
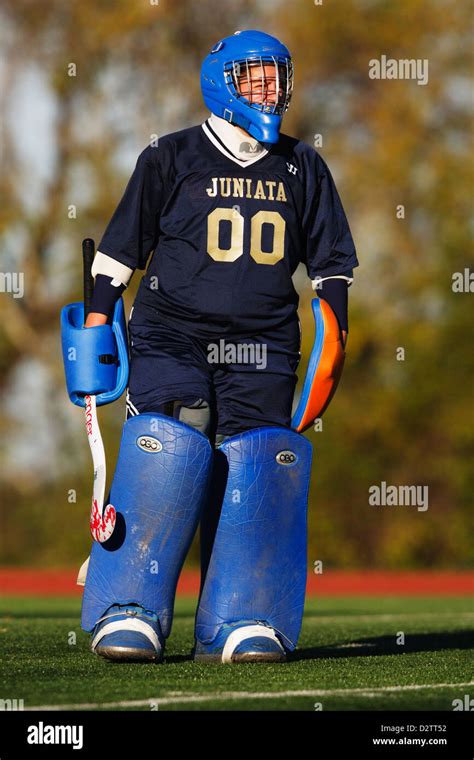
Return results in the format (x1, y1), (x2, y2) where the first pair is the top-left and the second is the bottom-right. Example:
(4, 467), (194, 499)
(81, 414), (213, 635)
(195, 426), (312, 653)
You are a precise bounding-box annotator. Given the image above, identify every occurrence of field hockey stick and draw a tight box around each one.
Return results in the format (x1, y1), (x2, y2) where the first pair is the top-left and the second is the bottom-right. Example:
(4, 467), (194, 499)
(82, 238), (116, 543)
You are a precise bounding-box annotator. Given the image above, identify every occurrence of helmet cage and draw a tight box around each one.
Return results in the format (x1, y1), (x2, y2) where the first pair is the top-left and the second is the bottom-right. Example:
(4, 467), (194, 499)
(223, 55), (293, 116)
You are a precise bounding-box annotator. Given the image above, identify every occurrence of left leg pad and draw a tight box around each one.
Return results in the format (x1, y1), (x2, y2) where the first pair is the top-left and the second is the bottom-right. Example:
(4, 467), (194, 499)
(195, 426), (312, 655)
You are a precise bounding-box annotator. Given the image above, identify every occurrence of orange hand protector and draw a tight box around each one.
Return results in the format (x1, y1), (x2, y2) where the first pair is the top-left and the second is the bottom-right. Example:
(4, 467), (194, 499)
(291, 298), (345, 433)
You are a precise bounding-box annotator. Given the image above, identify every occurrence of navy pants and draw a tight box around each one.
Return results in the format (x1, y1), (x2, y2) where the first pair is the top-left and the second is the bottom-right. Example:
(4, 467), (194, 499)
(126, 301), (300, 437)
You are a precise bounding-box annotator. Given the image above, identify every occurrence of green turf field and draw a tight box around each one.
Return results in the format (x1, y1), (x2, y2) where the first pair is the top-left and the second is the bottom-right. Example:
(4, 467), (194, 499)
(1, 595), (472, 711)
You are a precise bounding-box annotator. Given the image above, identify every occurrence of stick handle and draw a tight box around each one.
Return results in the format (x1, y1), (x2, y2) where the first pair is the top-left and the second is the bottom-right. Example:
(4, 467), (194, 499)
(82, 238), (95, 321)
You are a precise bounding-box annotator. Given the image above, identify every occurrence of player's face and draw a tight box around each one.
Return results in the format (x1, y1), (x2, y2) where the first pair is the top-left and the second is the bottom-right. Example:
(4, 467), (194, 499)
(238, 63), (284, 107)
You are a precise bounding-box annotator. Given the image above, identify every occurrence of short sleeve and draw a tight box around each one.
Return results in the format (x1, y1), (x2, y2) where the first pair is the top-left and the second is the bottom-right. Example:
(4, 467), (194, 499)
(302, 154), (359, 280)
(98, 146), (164, 270)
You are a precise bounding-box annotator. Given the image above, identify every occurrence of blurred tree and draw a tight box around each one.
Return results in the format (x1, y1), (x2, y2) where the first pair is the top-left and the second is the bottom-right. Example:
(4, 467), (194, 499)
(275, 0), (474, 568)
(0, 0), (472, 569)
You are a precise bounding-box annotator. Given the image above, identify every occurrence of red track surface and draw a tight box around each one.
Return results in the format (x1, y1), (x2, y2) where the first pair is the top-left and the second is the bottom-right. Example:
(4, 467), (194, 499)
(0, 568), (473, 596)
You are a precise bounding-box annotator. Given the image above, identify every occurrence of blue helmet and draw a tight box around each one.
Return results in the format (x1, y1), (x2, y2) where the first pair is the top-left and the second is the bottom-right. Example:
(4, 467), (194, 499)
(201, 30), (294, 144)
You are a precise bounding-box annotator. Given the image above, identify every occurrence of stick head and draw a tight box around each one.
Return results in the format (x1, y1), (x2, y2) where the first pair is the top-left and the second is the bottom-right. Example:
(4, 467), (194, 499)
(90, 500), (116, 543)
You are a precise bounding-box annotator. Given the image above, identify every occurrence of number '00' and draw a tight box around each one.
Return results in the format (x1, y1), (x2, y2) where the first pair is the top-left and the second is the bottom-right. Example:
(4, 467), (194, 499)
(207, 208), (285, 265)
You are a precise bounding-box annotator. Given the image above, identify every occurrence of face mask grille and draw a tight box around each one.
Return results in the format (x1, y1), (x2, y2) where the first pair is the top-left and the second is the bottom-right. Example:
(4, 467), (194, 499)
(224, 55), (294, 116)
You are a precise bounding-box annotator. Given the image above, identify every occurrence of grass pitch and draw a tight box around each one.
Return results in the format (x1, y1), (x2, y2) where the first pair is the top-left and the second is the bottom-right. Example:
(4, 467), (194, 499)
(0, 595), (472, 711)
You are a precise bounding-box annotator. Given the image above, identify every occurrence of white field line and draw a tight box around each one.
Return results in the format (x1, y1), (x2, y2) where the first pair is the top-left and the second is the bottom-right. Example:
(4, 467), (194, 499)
(24, 681), (474, 711)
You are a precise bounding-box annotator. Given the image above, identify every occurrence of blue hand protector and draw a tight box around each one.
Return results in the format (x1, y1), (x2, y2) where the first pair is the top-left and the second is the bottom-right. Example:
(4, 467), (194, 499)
(60, 297), (129, 407)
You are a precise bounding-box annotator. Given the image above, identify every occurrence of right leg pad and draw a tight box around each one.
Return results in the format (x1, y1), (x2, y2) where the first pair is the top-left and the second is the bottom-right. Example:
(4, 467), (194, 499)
(81, 414), (213, 636)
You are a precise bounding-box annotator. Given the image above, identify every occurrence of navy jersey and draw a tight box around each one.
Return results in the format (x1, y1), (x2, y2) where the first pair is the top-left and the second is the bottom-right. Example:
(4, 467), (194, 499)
(98, 122), (358, 337)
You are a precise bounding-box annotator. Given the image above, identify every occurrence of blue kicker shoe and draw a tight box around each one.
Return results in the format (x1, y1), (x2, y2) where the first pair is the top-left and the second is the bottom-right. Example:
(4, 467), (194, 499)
(194, 622), (287, 663)
(91, 604), (164, 662)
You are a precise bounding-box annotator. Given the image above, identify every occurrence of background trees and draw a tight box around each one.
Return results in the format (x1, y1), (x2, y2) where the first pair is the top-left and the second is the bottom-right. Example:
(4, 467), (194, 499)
(0, 0), (472, 568)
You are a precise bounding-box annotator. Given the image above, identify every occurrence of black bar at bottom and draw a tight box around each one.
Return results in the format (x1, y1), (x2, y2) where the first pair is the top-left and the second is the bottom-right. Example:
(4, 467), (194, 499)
(0, 709), (472, 757)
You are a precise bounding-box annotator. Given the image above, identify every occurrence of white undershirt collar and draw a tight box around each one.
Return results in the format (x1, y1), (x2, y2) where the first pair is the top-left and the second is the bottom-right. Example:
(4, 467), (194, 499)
(202, 113), (269, 167)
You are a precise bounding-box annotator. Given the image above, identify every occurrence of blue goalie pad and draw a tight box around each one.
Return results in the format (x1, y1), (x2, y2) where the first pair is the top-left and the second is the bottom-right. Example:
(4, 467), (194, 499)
(195, 427), (312, 651)
(81, 414), (213, 634)
(60, 297), (129, 407)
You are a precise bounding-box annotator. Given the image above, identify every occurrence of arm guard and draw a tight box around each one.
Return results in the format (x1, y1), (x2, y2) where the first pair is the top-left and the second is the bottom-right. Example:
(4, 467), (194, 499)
(291, 298), (345, 433)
